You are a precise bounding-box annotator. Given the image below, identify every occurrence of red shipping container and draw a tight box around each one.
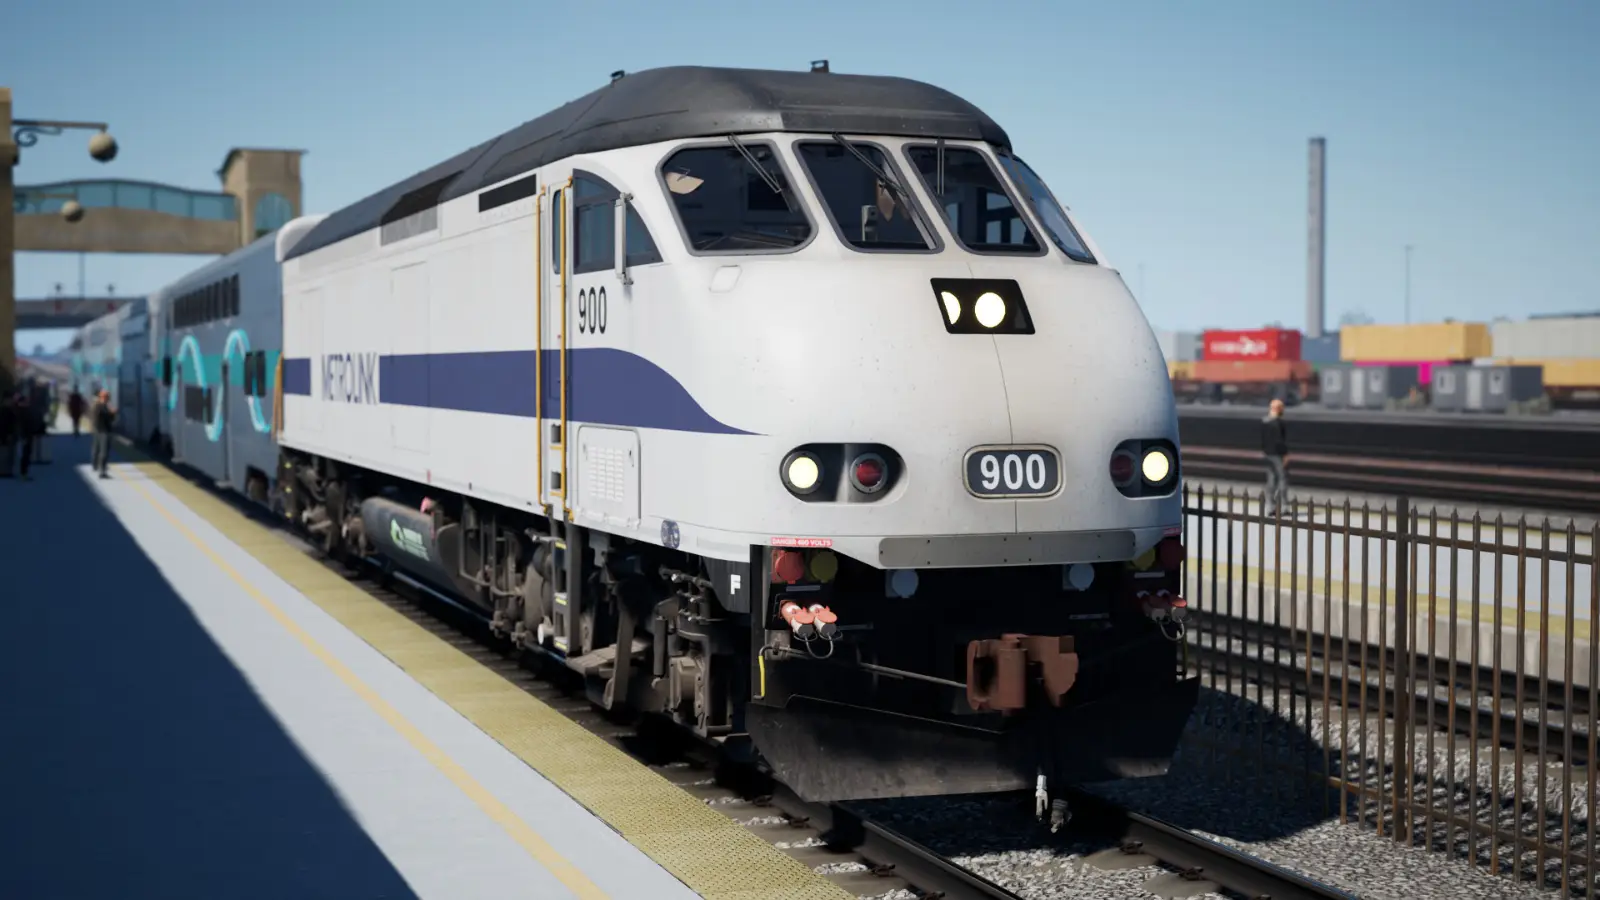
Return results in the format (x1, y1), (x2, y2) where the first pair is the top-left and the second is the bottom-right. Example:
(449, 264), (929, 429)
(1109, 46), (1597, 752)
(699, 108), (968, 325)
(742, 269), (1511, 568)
(1192, 359), (1312, 384)
(1201, 328), (1303, 362)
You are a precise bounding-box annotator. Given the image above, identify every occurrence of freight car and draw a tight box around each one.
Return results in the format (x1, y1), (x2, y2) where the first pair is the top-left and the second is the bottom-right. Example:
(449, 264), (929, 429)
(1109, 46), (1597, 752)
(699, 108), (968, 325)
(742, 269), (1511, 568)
(1171, 328), (1314, 405)
(118, 65), (1200, 816)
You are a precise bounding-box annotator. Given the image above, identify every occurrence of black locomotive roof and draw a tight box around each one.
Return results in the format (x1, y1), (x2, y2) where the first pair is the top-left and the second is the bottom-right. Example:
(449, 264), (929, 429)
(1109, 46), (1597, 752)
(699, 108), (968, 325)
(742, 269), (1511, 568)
(285, 65), (1011, 260)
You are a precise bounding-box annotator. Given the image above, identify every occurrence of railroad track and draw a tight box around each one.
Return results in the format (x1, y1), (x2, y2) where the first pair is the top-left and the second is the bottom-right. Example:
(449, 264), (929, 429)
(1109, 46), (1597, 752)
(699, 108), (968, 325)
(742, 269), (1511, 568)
(1180, 445), (1600, 514)
(152, 453), (1358, 900)
(1185, 609), (1594, 767)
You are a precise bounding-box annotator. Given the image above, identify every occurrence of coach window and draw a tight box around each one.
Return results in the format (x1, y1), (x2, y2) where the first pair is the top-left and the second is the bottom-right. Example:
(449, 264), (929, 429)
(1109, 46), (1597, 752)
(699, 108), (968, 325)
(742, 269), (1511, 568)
(795, 140), (935, 252)
(658, 142), (812, 253)
(904, 145), (1044, 256)
(572, 172), (662, 274)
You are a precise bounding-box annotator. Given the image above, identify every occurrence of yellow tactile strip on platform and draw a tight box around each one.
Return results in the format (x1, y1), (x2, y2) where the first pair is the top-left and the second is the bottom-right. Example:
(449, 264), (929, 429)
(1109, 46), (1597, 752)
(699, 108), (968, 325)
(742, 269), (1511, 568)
(133, 463), (850, 900)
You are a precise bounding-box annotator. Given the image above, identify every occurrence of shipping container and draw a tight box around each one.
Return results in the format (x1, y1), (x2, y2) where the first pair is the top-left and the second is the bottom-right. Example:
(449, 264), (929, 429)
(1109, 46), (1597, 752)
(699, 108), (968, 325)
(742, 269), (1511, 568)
(1201, 328), (1302, 362)
(1464, 366), (1546, 413)
(1301, 333), (1341, 364)
(1491, 357), (1600, 388)
(1192, 359), (1312, 383)
(1353, 358), (1453, 385)
(1489, 318), (1600, 360)
(1155, 330), (1200, 363)
(1321, 363), (1421, 410)
(1429, 366), (1465, 411)
(1319, 366), (1350, 409)
(1339, 322), (1491, 363)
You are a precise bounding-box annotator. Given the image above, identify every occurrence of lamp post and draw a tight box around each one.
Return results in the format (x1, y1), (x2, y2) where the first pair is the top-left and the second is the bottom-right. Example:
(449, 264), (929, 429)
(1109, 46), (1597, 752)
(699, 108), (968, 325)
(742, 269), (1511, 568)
(1, 86), (119, 386)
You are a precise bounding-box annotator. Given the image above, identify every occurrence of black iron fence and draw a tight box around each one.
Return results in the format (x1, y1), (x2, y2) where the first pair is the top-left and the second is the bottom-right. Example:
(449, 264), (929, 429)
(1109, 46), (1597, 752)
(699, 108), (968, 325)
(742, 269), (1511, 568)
(1179, 483), (1597, 896)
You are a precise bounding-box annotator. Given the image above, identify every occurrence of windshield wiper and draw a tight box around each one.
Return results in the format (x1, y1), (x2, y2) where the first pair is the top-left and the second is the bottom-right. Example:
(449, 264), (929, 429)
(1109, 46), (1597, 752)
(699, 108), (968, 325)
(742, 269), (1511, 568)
(830, 133), (918, 217)
(727, 135), (784, 197)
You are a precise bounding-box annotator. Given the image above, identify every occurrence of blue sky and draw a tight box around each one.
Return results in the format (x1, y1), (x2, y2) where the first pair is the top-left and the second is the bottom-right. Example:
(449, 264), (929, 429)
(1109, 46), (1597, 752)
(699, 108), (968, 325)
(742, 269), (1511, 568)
(8, 0), (1598, 355)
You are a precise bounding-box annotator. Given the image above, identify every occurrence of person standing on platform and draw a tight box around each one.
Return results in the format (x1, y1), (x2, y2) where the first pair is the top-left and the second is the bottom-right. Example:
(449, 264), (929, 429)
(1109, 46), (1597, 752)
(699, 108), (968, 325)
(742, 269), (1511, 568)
(91, 389), (117, 479)
(68, 385), (87, 436)
(0, 392), (16, 478)
(1261, 398), (1290, 517)
(14, 389), (36, 480)
(28, 378), (51, 465)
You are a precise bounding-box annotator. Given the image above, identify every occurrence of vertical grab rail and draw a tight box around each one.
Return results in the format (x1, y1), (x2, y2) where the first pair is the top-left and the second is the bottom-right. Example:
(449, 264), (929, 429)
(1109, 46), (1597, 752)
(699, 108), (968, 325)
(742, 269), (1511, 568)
(271, 353), (284, 439)
(535, 185), (545, 516)
(559, 177), (572, 521)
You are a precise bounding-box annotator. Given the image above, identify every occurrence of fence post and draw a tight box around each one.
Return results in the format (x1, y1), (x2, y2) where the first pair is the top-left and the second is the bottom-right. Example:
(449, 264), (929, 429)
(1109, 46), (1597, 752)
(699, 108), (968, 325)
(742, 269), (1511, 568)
(1390, 496), (1412, 843)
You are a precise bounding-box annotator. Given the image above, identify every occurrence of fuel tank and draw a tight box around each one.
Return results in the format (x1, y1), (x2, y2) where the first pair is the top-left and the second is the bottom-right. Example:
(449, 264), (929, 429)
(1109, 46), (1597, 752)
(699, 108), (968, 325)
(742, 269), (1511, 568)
(359, 496), (486, 607)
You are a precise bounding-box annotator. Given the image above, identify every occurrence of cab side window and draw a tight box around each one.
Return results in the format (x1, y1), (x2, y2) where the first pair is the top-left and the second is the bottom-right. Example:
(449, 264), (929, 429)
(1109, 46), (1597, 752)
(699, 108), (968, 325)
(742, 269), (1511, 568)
(551, 188), (564, 274)
(572, 172), (662, 274)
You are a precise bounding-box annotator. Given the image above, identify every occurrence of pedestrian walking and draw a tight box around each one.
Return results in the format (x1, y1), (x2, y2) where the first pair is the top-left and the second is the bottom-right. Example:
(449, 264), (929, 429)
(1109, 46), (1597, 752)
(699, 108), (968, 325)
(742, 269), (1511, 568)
(68, 385), (87, 436)
(91, 389), (117, 478)
(1261, 398), (1290, 517)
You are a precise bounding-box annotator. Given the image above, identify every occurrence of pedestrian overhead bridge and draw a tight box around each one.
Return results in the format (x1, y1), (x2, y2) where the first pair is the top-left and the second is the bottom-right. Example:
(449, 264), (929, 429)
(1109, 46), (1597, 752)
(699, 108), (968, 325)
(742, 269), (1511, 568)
(14, 170), (296, 256)
(7, 148), (306, 333)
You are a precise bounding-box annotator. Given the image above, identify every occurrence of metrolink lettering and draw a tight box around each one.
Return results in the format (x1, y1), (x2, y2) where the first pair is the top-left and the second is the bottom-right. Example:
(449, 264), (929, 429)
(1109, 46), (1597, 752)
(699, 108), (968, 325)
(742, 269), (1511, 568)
(322, 352), (379, 404)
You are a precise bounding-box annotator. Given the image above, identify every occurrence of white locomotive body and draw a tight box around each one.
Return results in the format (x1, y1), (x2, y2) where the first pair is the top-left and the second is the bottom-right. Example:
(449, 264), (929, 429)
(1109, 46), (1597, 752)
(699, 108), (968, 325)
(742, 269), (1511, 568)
(274, 65), (1197, 801)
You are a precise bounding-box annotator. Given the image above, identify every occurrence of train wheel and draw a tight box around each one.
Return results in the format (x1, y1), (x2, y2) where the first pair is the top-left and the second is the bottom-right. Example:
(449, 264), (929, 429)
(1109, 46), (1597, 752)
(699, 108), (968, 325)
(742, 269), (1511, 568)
(246, 473), (268, 505)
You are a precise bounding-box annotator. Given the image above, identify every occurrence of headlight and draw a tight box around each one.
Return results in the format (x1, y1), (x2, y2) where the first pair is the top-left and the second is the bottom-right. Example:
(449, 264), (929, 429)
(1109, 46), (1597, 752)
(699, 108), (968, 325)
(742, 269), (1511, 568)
(940, 291), (962, 325)
(1111, 439), (1180, 498)
(928, 278), (1034, 335)
(1141, 448), (1172, 484)
(783, 451), (822, 494)
(973, 292), (1006, 329)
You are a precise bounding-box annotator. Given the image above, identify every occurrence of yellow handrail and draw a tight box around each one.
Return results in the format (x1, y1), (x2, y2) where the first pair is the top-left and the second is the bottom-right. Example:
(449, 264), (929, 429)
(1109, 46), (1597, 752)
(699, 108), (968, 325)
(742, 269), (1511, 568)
(535, 186), (546, 515)
(559, 177), (571, 520)
(272, 353), (284, 438)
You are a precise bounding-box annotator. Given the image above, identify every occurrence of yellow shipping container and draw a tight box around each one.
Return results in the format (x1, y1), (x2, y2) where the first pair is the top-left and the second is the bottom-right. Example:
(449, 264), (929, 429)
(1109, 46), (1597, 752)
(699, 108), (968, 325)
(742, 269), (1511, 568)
(1168, 360), (1196, 380)
(1339, 322), (1492, 362)
(1490, 357), (1600, 388)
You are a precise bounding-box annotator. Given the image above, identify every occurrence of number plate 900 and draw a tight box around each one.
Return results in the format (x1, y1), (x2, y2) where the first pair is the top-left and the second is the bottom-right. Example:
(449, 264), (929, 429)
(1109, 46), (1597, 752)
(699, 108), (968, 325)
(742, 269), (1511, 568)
(964, 446), (1062, 498)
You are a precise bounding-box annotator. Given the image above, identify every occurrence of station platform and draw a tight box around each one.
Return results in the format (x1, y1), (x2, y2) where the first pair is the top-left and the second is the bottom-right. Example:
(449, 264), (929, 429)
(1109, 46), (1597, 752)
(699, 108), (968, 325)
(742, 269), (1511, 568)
(0, 435), (847, 900)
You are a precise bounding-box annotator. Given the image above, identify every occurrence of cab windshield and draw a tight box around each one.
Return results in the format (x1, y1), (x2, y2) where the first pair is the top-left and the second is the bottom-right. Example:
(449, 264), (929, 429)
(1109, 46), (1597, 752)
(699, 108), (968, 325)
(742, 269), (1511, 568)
(904, 144), (1041, 255)
(995, 154), (1096, 263)
(795, 140), (934, 252)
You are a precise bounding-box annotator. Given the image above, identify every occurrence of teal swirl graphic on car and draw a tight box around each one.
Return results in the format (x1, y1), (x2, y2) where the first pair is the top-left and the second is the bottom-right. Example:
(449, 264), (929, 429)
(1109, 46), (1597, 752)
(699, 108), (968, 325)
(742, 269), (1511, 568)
(165, 329), (274, 440)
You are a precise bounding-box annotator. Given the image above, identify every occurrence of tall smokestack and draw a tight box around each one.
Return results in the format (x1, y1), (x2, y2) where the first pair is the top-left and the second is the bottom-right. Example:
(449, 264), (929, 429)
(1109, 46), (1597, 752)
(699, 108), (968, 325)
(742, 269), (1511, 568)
(1306, 137), (1326, 339)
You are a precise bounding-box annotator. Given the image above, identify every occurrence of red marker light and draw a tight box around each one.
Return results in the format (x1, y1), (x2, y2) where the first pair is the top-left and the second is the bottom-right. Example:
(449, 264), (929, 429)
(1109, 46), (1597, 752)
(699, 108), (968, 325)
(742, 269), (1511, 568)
(849, 452), (889, 494)
(854, 457), (884, 489)
(1109, 453), (1135, 484)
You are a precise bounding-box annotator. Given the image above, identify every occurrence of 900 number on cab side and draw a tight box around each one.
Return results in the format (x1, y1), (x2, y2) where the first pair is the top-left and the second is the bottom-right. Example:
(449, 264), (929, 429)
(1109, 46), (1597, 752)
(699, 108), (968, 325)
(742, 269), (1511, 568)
(963, 445), (1061, 498)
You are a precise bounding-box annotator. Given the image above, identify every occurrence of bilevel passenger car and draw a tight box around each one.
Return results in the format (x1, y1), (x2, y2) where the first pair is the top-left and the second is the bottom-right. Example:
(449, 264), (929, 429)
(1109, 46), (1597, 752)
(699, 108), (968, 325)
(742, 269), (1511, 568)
(263, 64), (1195, 806)
(150, 228), (309, 499)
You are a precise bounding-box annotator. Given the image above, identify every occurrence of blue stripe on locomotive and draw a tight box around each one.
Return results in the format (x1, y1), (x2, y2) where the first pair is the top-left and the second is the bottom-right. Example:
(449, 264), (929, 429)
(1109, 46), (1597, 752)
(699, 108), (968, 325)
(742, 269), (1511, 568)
(282, 348), (756, 436)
